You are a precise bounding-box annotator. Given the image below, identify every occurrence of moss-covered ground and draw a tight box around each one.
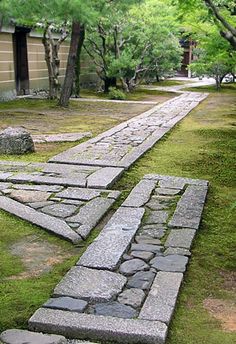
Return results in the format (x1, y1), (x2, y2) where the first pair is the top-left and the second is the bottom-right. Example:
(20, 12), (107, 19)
(0, 87), (235, 343)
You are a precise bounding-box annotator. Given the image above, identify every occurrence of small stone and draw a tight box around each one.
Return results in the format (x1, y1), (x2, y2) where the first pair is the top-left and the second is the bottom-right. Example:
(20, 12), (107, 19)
(119, 259), (149, 276)
(165, 228), (196, 249)
(118, 288), (146, 308)
(43, 297), (87, 313)
(145, 211), (169, 224)
(0, 182), (11, 190)
(127, 270), (156, 290)
(28, 201), (55, 209)
(123, 254), (133, 261)
(131, 251), (154, 262)
(0, 329), (66, 344)
(142, 225), (166, 239)
(131, 243), (163, 254)
(62, 199), (84, 206)
(10, 190), (50, 203)
(135, 236), (161, 245)
(150, 255), (188, 272)
(0, 127), (35, 154)
(41, 204), (77, 218)
(94, 302), (137, 319)
(164, 247), (191, 256)
(56, 187), (100, 201)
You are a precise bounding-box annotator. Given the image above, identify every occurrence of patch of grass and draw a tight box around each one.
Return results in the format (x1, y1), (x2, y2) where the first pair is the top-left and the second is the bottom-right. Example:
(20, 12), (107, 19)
(0, 209), (102, 331)
(149, 79), (189, 86)
(183, 82), (236, 93)
(115, 91), (236, 343)
(80, 87), (176, 101)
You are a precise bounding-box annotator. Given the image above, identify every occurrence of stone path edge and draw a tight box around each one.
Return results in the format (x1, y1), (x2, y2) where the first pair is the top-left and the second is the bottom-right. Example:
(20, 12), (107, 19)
(29, 308), (168, 344)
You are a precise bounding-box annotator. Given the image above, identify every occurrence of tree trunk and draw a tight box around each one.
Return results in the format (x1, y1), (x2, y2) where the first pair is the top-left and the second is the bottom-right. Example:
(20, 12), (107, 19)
(74, 24), (85, 98)
(104, 77), (116, 93)
(59, 21), (82, 107)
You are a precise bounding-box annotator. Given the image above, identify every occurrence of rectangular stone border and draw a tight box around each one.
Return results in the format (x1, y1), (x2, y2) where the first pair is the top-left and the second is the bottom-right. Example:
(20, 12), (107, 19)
(29, 308), (168, 344)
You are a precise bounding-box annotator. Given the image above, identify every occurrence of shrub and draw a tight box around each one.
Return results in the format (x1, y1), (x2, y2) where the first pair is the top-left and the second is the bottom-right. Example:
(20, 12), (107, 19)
(108, 87), (126, 100)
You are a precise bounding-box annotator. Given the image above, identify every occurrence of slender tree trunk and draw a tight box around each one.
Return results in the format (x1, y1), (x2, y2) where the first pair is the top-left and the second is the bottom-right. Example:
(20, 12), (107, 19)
(74, 25), (85, 97)
(59, 21), (82, 107)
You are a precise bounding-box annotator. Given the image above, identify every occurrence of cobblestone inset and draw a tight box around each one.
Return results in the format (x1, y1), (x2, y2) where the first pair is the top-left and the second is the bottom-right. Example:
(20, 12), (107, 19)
(49, 93), (208, 168)
(28, 174), (208, 343)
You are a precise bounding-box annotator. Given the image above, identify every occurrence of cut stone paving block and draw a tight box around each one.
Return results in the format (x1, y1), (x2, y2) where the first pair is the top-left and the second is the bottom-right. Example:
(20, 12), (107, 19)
(169, 185), (208, 229)
(10, 190), (50, 203)
(145, 211), (169, 224)
(94, 302), (137, 319)
(41, 204), (78, 218)
(151, 255), (188, 273)
(12, 183), (64, 192)
(67, 197), (114, 239)
(122, 180), (156, 207)
(43, 297), (87, 313)
(54, 266), (127, 302)
(87, 167), (124, 189)
(158, 179), (186, 190)
(164, 247), (191, 257)
(28, 308), (168, 344)
(135, 236), (161, 245)
(139, 271), (183, 324)
(77, 207), (145, 270)
(119, 259), (149, 276)
(0, 329), (66, 344)
(127, 270), (156, 290)
(0, 196), (81, 244)
(131, 243), (163, 254)
(56, 188), (100, 201)
(118, 288), (146, 309)
(165, 228), (196, 249)
(28, 201), (55, 209)
(130, 251), (154, 262)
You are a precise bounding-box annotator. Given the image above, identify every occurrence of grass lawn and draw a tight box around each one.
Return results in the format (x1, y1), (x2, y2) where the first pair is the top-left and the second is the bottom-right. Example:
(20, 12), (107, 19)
(0, 87), (235, 342)
(115, 90), (236, 344)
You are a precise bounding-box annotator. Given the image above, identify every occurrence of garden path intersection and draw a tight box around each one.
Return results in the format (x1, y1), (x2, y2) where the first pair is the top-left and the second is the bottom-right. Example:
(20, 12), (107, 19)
(0, 83), (210, 344)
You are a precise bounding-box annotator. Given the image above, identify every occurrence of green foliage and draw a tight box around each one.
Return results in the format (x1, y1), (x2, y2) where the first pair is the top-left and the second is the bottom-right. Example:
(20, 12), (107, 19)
(108, 87), (126, 100)
(190, 28), (236, 89)
(85, 0), (183, 91)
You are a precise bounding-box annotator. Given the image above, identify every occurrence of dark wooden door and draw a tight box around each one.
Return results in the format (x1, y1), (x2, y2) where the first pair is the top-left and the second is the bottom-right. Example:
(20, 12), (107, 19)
(13, 27), (30, 95)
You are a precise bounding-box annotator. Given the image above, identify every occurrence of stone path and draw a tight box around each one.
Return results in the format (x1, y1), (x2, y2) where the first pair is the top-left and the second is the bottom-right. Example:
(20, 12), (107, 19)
(28, 174), (209, 344)
(0, 83), (210, 343)
(49, 92), (208, 168)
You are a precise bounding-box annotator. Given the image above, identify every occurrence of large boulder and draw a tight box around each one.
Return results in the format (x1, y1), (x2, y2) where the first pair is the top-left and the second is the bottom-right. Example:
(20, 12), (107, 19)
(0, 127), (35, 154)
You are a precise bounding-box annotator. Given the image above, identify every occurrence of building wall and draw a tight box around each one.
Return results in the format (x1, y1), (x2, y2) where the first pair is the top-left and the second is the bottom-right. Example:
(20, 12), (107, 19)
(0, 27), (99, 100)
(27, 33), (70, 91)
(0, 32), (15, 99)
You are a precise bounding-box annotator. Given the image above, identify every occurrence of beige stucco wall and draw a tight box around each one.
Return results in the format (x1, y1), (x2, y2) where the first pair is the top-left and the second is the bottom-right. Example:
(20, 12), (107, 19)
(0, 32), (15, 98)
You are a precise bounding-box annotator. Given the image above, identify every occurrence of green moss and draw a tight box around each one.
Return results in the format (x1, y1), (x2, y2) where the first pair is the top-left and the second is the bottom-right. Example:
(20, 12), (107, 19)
(114, 91), (236, 344)
(183, 82), (236, 93)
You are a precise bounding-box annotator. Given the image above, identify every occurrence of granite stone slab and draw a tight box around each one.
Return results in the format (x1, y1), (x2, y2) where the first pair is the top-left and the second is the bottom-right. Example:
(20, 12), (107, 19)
(119, 259), (149, 276)
(122, 180), (155, 207)
(139, 271), (183, 324)
(56, 188), (101, 201)
(0, 329), (66, 344)
(28, 308), (168, 344)
(54, 266), (126, 302)
(43, 297), (87, 313)
(94, 302), (137, 319)
(77, 207), (145, 270)
(118, 288), (146, 308)
(41, 204), (78, 218)
(67, 197), (114, 239)
(165, 228), (196, 249)
(127, 270), (156, 290)
(0, 196), (81, 244)
(87, 167), (124, 189)
(151, 255), (188, 272)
